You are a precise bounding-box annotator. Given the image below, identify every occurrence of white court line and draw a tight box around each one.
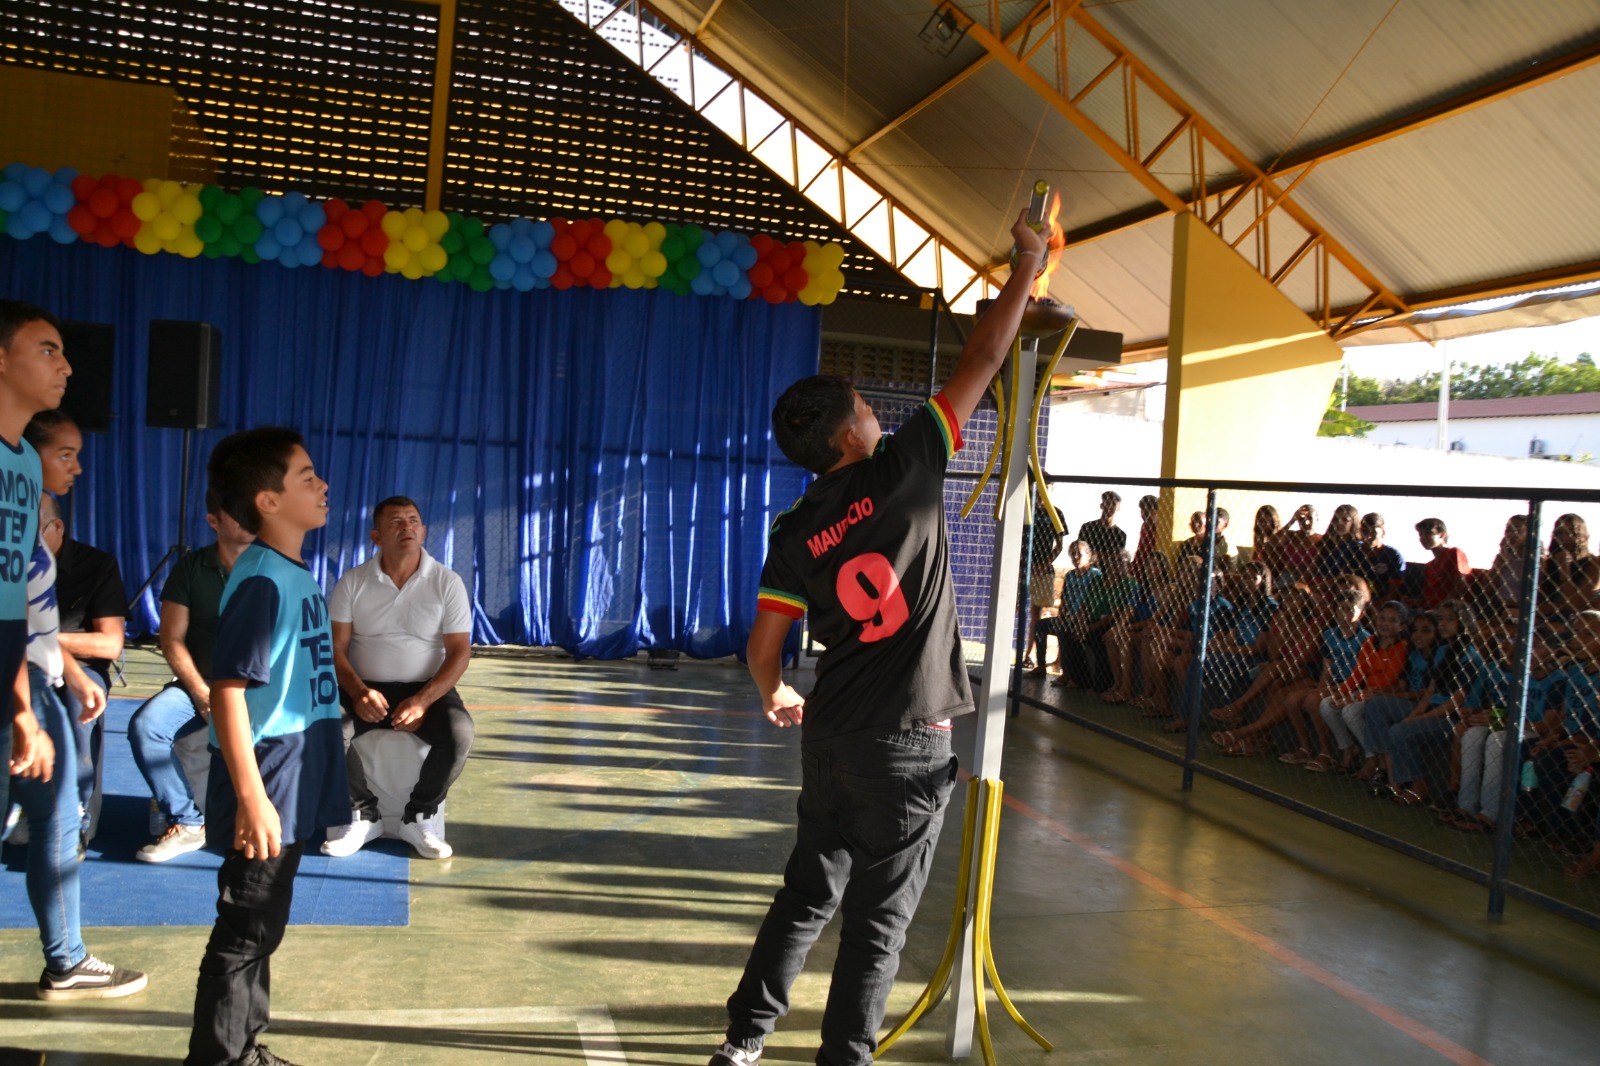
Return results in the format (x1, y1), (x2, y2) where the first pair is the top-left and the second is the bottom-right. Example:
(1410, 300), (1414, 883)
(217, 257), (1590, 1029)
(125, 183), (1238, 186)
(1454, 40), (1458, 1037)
(15, 1004), (629, 1065)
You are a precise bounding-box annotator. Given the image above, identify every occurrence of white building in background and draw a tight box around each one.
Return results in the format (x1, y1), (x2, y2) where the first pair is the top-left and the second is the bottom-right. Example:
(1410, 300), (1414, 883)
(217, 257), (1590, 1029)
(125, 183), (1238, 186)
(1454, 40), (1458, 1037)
(1345, 394), (1600, 465)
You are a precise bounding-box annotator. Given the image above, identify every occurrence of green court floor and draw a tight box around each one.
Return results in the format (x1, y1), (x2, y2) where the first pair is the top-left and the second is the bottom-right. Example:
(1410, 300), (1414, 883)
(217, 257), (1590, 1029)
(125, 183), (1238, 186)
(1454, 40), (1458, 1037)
(2, 647), (1597, 1064)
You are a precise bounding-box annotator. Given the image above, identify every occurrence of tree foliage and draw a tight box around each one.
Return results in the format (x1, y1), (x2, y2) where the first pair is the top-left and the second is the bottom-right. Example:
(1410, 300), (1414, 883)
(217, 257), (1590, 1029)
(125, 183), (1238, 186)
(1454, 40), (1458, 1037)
(1342, 352), (1600, 406)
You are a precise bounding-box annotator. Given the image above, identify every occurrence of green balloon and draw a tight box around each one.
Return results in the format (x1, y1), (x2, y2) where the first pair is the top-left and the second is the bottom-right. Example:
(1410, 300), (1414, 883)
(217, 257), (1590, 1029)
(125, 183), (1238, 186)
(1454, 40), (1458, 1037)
(233, 215), (263, 243)
(680, 224), (703, 249)
(238, 186), (264, 209)
(240, 245), (260, 265)
(468, 236), (495, 265)
(468, 266), (494, 292)
(214, 195), (242, 224)
(441, 230), (463, 255)
(218, 234), (243, 257)
(197, 185), (219, 208)
(660, 235), (684, 261)
(452, 256), (476, 281)
(203, 242), (224, 259)
(194, 215), (223, 243)
(460, 216), (485, 240)
(675, 256), (700, 281)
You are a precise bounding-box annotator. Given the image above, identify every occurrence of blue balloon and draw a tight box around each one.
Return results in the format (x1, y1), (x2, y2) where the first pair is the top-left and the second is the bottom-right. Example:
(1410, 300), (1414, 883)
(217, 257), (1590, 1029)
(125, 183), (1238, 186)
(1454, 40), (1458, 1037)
(531, 273), (551, 289)
(732, 242), (758, 270)
(5, 214), (32, 241)
(487, 222), (513, 251)
(255, 234), (283, 261)
(296, 233), (321, 263)
(282, 191), (308, 214)
(274, 217), (303, 245)
(530, 220), (554, 246)
(48, 215), (77, 245)
(510, 216), (534, 236)
(729, 277), (753, 300)
(21, 167), (51, 197)
(508, 235), (536, 264)
(712, 259), (740, 288)
(696, 241), (722, 267)
(512, 263), (537, 291)
(53, 167), (78, 185)
(302, 204), (327, 231)
(17, 201), (51, 235)
(532, 249), (558, 278)
(42, 184), (75, 214)
(690, 272), (716, 296)
(2, 163), (27, 184)
(257, 197), (285, 227)
(0, 182), (27, 213)
(489, 253), (516, 282)
(715, 230), (740, 255)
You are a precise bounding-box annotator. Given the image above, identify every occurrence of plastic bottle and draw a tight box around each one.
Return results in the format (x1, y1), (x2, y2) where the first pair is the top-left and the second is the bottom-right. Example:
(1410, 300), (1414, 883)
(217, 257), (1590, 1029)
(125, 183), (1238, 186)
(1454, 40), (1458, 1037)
(1520, 760), (1538, 793)
(1562, 771), (1593, 813)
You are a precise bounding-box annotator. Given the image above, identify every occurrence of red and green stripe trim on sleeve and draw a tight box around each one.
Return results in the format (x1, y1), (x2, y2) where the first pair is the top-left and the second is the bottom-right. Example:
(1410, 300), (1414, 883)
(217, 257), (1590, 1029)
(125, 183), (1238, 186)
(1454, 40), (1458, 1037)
(757, 588), (807, 619)
(926, 392), (963, 458)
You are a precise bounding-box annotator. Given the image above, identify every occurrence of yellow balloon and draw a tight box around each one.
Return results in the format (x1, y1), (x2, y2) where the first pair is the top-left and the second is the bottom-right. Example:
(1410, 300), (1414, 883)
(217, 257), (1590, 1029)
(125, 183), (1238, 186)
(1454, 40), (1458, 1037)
(420, 243), (448, 273)
(603, 219), (629, 242)
(623, 266), (647, 289)
(403, 225), (428, 252)
(422, 209), (450, 241)
(799, 288), (821, 306)
(643, 221), (666, 243)
(401, 259), (426, 280)
(641, 251), (668, 278)
(153, 213), (182, 242)
(175, 232), (205, 258)
(624, 229), (649, 259)
(171, 194), (203, 225)
(820, 243), (845, 270)
(157, 179), (184, 205)
(131, 192), (163, 222)
(606, 250), (633, 275)
(133, 228), (164, 255)
(402, 207), (425, 227)
(642, 274), (658, 290)
(383, 243), (410, 271)
(380, 211), (408, 240)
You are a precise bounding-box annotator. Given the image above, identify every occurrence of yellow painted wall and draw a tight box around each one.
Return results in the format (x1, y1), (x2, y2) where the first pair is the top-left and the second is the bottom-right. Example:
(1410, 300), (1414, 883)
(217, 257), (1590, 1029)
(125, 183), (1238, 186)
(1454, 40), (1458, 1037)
(0, 67), (212, 180)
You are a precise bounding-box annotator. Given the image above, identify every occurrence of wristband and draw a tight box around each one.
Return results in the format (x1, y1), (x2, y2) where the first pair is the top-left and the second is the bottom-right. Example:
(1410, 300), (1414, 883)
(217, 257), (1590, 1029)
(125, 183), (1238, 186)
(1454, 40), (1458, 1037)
(1016, 250), (1043, 262)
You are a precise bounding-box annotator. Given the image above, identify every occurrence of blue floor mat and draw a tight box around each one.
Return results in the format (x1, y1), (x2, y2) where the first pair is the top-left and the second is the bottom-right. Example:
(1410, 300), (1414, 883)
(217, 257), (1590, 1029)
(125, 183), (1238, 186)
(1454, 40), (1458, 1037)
(0, 698), (409, 928)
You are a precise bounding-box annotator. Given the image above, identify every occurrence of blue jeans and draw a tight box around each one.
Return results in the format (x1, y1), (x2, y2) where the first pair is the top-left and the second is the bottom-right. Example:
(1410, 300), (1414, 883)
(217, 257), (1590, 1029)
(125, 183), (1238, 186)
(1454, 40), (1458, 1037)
(724, 724), (959, 1066)
(1388, 714), (1453, 785)
(9, 666), (87, 972)
(129, 682), (208, 827)
(1360, 696), (1414, 757)
(63, 667), (108, 835)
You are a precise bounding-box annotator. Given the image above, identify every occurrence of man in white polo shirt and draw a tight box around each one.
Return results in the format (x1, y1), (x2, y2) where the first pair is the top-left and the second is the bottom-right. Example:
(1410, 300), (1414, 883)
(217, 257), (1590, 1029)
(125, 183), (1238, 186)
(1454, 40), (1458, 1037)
(321, 496), (473, 860)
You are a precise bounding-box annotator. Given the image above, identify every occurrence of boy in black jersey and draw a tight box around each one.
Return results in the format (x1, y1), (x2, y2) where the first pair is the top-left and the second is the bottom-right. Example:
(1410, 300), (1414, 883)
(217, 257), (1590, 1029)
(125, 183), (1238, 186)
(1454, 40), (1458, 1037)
(708, 213), (1050, 1066)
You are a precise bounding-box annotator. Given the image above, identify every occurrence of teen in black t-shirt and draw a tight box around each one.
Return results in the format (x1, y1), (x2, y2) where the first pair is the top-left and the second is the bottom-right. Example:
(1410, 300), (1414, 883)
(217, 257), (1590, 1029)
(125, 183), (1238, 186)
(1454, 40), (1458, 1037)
(710, 212), (1051, 1066)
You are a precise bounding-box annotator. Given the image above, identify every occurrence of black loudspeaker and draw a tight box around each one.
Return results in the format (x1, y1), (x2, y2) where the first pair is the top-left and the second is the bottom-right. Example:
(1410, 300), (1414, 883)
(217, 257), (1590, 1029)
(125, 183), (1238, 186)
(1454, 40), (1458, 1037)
(58, 321), (115, 432)
(146, 321), (222, 429)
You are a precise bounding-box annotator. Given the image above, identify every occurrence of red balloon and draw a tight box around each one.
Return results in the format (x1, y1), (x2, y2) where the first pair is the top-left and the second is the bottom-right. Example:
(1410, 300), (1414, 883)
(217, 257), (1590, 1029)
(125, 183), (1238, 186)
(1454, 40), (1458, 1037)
(88, 188), (120, 219)
(340, 210), (369, 238)
(320, 249), (340, 269)
(360, 228), (388, 257)
(110, 208), (141, 239)
(337, 243), (367, 271)
(70, 174), (97, 200)
(361, 199), (388, 222)
(569, 251), (595, 277)
(91, 228), (120, 248)
(316, 225), (344, 252)
(551, 234), (578, 260)
(115, 176), (142, 202)
(549, 216), (569, 235)
(763, 285), (787, 304)
(323, 197), (348, 221)
(66, 205), (98, 235)
(586, 233), (611, 259)
(750, 233), (774, 256)
(783, 267), (809, 292)
(569, 220), (592, 246)
(748, 263), (774, 289)
(588, 266), (611, 290)
(551, 265), (575, 290)
(787, 240), (808, 263)
(361, 257), (386, 278)
(767, 247), (792, 273)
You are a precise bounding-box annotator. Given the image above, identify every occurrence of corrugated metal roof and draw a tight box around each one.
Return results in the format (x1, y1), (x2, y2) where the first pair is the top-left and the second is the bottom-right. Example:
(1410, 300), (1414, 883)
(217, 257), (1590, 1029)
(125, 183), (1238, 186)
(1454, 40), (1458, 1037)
(651, 0), (1600, 348)
(1349, 393), (1600, 421)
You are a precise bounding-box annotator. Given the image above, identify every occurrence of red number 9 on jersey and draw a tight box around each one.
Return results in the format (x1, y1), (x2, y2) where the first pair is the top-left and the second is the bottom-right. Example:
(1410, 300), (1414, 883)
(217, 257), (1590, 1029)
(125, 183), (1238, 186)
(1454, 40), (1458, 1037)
(837, 552), (909, 642)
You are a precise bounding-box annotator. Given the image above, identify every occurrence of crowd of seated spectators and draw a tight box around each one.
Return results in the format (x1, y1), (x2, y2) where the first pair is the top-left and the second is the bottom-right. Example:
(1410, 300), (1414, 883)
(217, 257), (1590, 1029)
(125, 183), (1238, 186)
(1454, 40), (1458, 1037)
(1028, 494), (1600, 878)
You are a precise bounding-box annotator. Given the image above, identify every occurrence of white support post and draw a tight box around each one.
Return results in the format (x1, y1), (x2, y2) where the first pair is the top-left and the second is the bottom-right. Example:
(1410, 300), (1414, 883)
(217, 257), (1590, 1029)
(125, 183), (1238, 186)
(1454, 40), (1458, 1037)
(946, 340), (1037, 1058)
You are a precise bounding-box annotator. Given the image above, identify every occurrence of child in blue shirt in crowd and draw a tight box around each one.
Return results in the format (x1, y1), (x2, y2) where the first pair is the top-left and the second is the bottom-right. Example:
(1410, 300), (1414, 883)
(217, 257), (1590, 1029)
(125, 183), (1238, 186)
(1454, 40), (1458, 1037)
(187, 428), (350, 1066)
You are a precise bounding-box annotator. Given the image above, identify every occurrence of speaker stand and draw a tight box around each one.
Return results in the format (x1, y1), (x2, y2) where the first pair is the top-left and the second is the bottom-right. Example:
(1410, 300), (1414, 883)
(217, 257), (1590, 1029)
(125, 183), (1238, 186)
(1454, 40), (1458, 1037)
(129, 427), (195, 612)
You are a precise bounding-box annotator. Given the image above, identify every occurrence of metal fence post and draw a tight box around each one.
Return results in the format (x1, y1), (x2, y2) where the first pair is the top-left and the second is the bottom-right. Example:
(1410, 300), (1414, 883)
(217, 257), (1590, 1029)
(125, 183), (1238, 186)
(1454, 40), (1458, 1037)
(1489, 500), (1544, 920)
(1012, 483), (1037, 717)
(1182, 488), (1221, 791)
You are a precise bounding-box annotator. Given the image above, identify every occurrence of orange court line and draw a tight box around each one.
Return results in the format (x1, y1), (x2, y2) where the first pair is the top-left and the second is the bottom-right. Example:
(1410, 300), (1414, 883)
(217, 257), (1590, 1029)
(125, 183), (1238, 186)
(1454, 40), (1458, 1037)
(466, 702), (750, 717)
(1000, 789), (1497, 1066)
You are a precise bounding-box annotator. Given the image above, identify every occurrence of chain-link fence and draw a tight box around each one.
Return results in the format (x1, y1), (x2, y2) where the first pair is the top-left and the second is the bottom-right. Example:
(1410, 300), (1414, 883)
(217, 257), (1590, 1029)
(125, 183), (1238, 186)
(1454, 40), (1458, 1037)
(1012, 474), (1600, 930)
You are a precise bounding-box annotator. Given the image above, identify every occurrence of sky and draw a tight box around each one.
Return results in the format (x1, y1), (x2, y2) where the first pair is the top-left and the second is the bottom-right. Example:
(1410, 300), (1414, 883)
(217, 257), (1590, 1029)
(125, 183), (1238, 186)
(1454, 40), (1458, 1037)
(1339, 315), (1600, 381)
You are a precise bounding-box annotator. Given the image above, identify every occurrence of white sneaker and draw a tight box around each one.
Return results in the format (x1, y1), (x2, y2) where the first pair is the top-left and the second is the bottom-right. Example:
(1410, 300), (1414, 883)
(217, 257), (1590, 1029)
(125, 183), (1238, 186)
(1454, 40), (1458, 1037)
(136, 823), (207, 863)
(321, 817), (383, 857)
(397, 815), (452, 859)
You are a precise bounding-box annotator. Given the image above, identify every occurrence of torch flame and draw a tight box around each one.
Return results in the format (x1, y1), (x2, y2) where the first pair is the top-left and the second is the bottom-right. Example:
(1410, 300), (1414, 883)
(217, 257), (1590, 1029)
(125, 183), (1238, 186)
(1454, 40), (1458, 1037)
(1031, 192), (1065, 300)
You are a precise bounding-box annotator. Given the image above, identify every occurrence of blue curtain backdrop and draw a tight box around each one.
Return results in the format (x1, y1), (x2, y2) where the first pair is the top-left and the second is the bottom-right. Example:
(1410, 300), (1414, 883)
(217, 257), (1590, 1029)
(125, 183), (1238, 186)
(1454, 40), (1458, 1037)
(0, 238), (815, 658)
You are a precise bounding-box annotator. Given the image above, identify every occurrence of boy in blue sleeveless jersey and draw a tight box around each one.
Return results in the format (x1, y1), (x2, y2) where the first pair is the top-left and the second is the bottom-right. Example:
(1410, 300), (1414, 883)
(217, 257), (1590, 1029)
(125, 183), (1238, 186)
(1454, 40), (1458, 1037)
(0, 301), (68, 825)
(186, 427), (349, 1066)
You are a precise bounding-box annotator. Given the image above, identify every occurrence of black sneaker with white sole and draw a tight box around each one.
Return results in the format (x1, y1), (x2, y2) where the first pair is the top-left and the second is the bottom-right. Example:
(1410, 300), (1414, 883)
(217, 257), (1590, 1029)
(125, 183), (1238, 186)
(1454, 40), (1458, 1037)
(37, 955), (148, 1001)
(243, 1043), (302, 1065)
(708, 1041), (763, 1065)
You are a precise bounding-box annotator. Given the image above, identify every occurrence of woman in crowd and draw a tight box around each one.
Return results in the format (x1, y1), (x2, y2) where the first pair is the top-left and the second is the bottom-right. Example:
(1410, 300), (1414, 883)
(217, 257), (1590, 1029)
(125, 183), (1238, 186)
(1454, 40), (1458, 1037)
(1034, 540), (1098, 680)
(1487, 514), (1532, 616)
(1251, 505), (1285, 576)
(1541, 513), (1598, 620)
(1313, 504), (1366, 590)
(1104, 551), (1173, 705)
(1273, 504), (1321, 587)
(1318, 599), (1411, 774)
(1381, 600), (1487, 806)
(1295, 587), (1372, 772)
(1358, 610), (1444, 790)
(1210, 583), (1322, 758)
(1187, 560), (1276, 727)
(1055, 549), (1138, 692)
(1357, 512), (1406, 604)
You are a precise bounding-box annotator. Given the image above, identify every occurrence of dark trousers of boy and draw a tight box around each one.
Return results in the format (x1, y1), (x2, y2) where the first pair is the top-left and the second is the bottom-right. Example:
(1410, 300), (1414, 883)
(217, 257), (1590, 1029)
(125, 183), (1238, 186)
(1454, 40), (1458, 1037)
(723, 723), (959, 1066)
(187, 844), (303, 1065)
(340, 680), (474, 821)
